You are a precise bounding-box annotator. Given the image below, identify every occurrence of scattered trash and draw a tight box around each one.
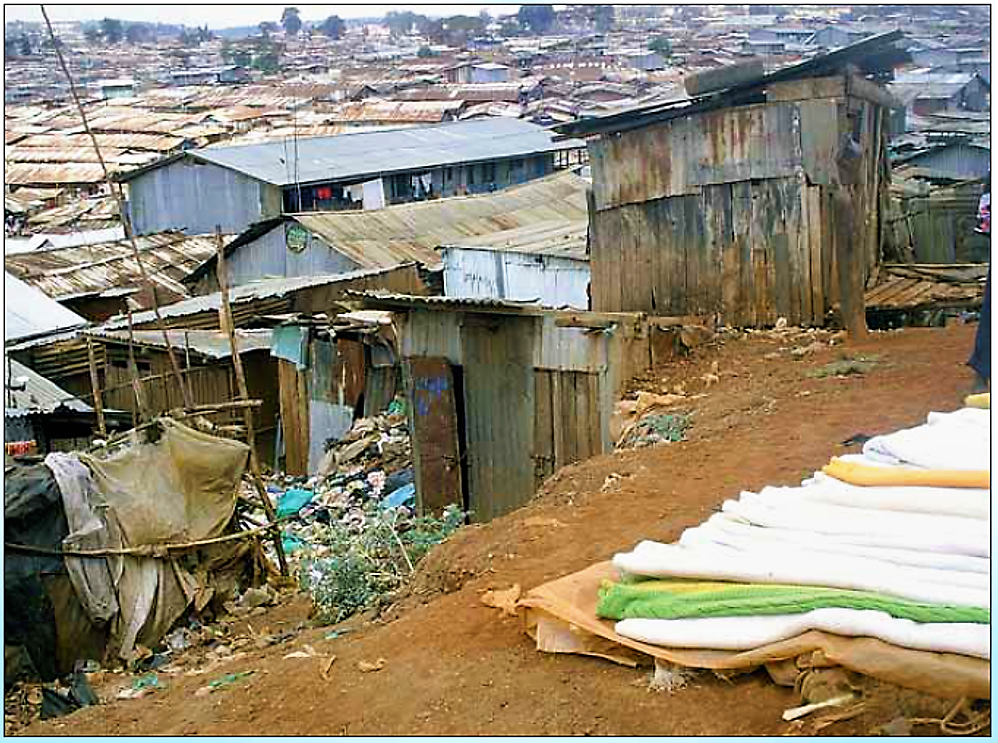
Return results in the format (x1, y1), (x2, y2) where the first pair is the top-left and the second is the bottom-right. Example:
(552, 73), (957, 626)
(164, 628), (192, 653)
(879, 717), (913, 736)
(357, 658), (387, 673)
(276, 488), (316, 519)
(283, 645), (319, 659)
(480, 585), (521, 616)
(195, 671), (255, 696)
(321, 656), (338, 681)
(381, 483), (416, 510)
(324, 629), (354, 641)
(522, 516), (566, 529)
(841, 433), (874, 446)
(116, 673), (163, 700)
(782, 693), (858, 722)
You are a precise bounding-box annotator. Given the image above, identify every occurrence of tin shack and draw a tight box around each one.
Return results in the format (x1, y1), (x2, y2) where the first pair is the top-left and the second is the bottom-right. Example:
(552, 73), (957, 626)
(558, 32), (911, 331)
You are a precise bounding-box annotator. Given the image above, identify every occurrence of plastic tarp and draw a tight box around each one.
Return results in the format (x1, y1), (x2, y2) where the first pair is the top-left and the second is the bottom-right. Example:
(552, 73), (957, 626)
(519, 562), (991, 701)
(49, 419), (250, 662)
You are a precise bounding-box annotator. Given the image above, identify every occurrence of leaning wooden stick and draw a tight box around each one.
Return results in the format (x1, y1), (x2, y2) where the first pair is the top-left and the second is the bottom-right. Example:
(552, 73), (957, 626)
(85, 335), (107, 438)
(215, 226), (289, 576)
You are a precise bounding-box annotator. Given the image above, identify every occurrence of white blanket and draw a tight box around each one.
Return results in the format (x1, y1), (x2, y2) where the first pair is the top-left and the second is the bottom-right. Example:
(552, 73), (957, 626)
(863, 408), (991, 471)
(721, 495), (989, 558)
(797, 473), (990, 521)
(684, 514), (992, 574)
(612, 541), (990, 609)
(615, 608), (990, 660)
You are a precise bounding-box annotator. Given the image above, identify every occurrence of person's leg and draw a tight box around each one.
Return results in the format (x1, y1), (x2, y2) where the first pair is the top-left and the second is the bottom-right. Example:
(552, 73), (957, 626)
(968, 268), (990, 392)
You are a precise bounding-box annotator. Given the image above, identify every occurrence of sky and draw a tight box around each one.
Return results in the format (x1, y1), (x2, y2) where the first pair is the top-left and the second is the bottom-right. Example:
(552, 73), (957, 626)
(4, 3), (528, 28)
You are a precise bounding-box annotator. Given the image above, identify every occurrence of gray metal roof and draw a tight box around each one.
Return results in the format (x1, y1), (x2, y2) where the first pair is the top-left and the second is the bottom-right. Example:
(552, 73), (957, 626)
(183, 118), (586, 187)
(4, 356), (91, 417)
(4, 271), (88, 341)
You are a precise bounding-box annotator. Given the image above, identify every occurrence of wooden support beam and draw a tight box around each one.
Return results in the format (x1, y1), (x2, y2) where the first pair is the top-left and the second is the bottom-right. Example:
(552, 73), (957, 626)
(85, 335), (107, 438)
(215, 227), (289, 577)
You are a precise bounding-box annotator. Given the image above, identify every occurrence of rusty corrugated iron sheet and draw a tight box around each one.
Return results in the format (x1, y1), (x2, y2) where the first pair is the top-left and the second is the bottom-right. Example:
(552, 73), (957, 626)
(328, 100), (465, 124)
(3, 231), (231, 303)
(5, 146), (158, 165)
(15, 132), (186, 152)
(4, 162), (111, 185)
(292, 170), (590, 270)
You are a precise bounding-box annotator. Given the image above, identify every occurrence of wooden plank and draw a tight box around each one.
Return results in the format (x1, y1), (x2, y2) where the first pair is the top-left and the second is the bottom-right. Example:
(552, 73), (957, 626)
(561, 371), (578, 466)
(846, 72), (899, 110)
(404, 357), (465, 516)
(797, 177), (814, 325)
(573, 372), (591, 462)
(669, 196), (686, 316)
(716, 184), (739, 326)
(684, 193), (701, 316)
(586, 373), (602, 457)
(551, 371), (565, 470)
(766, 75), (846, 102)
(799, 99), (841, 187)
(533, 370), (554, 485)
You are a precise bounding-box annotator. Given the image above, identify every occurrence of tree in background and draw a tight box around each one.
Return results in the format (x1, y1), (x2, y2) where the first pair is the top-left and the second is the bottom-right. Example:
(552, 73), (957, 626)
(83, 27), (101, 46)
(384, 11), (430, 38)
(318, 15), (345, 39)
(648, 35), (672, 57)
(100, 18), (124, 44)
(258, 21), (278, 39)
(282, 7), (302, 37)
(517, 4), (556, 35)
(17, 33), (32, 56)
(417, 45), (434, 58)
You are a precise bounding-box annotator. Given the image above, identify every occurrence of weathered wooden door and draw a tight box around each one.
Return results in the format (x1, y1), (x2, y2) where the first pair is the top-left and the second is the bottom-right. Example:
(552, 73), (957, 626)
(403, 357), (464, 516)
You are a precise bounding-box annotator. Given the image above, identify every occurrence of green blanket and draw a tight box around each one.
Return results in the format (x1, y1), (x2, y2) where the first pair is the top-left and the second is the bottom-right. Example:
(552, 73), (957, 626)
(596, 578), (990, 624)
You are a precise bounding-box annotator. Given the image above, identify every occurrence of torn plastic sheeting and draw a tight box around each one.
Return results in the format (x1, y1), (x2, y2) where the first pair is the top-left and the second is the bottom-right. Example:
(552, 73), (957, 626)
(271, 325), (309, 370)
(277, 488), (315, 519)
(518, 562), (990, 701)
(44, 419), (251, 663)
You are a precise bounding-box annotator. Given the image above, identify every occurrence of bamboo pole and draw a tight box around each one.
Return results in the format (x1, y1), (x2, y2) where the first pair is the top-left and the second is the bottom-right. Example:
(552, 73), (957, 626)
(85, 336), (107, 438)
(215, 227), (289, 576)
(40, 6), (193, 410)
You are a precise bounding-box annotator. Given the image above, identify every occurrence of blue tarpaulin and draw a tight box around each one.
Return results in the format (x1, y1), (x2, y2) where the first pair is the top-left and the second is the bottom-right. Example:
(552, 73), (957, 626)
(270, 326), (309, 370)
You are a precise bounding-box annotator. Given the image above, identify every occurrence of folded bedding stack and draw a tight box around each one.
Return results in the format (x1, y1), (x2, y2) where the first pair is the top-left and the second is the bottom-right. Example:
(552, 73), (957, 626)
(601, 408), (991, 661)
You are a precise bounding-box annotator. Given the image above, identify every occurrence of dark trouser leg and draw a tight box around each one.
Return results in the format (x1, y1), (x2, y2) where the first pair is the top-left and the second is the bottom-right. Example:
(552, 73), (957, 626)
(968, 268), (990, 386)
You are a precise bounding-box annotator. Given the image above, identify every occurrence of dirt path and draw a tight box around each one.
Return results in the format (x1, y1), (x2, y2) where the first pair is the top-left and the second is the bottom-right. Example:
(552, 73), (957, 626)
(19, 324), (986, 737)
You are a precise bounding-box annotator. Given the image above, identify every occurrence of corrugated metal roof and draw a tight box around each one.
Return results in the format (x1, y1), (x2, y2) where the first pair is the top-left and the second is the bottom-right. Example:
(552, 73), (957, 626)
(327, 100), (466, 123)
(4, 271), (88, 341)
(89, 328), (272, 359)
(162, 118), (585, 187)
(26, 197), (118, 228)
(15, 132), (186, 152)
(351, 290), (539, 312)
(4, 231), (229, 302)
(4, 356), (91, 417)
(4, 162), (111, 185)
(5, 146), (158, 165)
(99, 265), (418, 330)
(196, 170), (590, 279)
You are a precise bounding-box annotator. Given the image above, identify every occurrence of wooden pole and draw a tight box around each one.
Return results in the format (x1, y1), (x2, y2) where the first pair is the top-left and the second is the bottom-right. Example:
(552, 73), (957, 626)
(215, 227), (289, 576)
(126, 308), (149, 425)
(85, 336), (107, 438)
(40, 5), (193, 410)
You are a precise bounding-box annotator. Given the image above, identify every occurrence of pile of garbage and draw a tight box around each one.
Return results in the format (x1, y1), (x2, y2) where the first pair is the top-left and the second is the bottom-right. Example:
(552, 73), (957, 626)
(243, 401), (466, 624)
(613, 391), (694, 450)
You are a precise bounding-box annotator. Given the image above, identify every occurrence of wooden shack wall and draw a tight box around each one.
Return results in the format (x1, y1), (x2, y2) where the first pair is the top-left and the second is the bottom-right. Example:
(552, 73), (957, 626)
(587, 76), (890, 326)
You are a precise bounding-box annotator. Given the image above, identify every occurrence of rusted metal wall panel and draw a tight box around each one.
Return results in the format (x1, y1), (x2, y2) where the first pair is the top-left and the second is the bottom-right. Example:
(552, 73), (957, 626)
(398, 310), (464, 365)
(589, 102), (807, 212)
(461, 315), (536, 523)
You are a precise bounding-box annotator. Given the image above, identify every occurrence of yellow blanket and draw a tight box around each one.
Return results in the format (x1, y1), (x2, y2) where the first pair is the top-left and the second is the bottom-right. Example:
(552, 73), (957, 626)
(965, 393), (990, 410)
(823, 457), (990, 489)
